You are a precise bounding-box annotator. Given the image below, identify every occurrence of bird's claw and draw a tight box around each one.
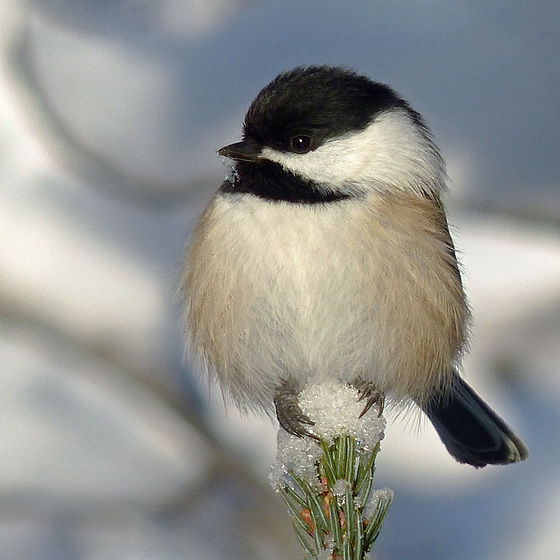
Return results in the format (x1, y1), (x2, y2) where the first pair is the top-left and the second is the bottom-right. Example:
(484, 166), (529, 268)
(353, 379), (385, 418)
(273, 381), (320, 441)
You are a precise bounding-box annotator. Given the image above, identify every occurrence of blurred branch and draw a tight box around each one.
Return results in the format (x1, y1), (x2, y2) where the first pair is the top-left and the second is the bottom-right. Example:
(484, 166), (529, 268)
(458, 195), (560, 231)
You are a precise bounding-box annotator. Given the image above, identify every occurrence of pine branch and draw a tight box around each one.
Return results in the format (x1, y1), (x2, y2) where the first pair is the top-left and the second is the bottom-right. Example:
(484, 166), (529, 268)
(270, 382), (393, 559)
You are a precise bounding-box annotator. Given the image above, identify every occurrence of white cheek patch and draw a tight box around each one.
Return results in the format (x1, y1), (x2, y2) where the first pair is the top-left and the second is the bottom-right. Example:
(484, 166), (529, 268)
(260, 110), (445, 197)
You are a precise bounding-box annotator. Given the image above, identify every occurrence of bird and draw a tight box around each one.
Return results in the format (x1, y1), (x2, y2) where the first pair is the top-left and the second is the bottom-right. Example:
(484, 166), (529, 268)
(182, 65), (528, 468)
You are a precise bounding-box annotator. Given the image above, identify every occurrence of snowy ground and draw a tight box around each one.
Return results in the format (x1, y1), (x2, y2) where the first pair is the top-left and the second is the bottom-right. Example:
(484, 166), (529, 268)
(1, 2), (559, 559)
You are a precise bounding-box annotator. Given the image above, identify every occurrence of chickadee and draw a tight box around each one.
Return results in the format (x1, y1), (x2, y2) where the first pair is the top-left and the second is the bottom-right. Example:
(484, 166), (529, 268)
(182, 66), (528, 467)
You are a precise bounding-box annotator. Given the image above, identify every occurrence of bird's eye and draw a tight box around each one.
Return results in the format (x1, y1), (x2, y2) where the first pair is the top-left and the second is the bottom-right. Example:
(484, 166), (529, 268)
(289, 135), (313, 154)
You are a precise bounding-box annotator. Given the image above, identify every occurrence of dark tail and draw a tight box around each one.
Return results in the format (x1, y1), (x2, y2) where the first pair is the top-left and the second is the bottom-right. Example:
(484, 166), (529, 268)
(423, 373), (529, 468)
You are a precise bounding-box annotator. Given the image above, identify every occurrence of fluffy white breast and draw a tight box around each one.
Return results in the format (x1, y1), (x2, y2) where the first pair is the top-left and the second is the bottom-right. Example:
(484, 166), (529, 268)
(261, 109), (445, 198)
(184, 190), (467, 410)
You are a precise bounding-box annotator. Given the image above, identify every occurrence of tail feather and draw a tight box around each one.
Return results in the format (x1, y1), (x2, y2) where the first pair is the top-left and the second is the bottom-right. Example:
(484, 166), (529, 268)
(423, 374), (529, 468)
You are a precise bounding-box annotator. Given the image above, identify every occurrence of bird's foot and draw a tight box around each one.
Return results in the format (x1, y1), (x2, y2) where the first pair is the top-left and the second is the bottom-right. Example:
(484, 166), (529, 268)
(352, 379), (385, 418)
(273, 380), (319, 440)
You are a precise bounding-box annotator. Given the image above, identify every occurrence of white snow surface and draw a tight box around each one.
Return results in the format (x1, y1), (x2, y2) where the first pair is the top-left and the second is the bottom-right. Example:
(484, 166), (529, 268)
(298, 381), (386, 446)
(270, 381), (386, 487)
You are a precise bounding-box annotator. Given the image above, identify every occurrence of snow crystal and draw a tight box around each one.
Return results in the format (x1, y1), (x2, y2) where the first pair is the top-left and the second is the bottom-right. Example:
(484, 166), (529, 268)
(332, 478), (349, 497)
(298, 381), (386, 447)
(363, 488), (394, 520)
(269, 381), (386, 488)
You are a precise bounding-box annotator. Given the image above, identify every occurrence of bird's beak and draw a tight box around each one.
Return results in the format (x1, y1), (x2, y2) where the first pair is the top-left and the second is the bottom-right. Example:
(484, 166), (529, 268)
(218, 140), (262, 162)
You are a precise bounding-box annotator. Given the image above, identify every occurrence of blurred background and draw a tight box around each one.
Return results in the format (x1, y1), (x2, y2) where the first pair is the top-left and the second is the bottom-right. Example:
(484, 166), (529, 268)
(1, 1), (559, 559)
